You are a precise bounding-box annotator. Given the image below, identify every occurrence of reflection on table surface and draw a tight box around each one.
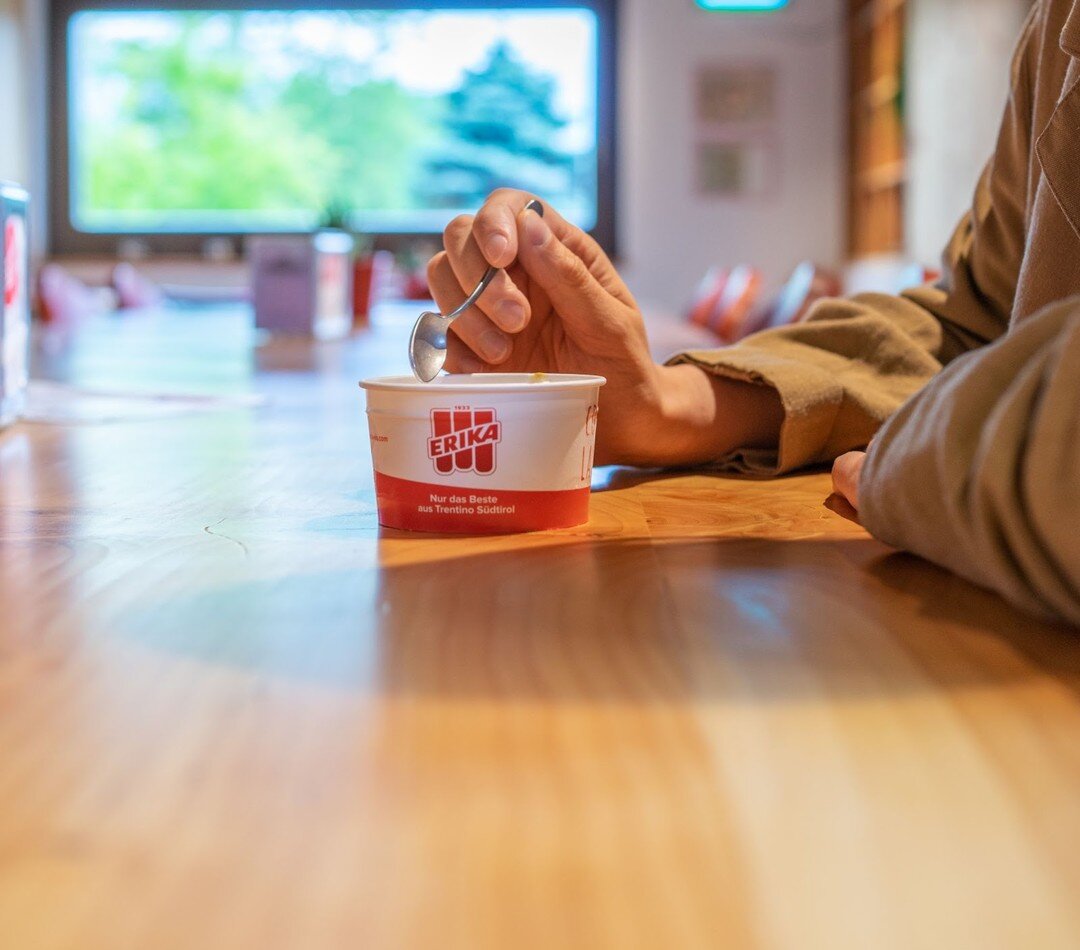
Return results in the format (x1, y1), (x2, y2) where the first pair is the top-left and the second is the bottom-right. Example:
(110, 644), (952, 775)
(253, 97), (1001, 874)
(3, 303), (1079, 949)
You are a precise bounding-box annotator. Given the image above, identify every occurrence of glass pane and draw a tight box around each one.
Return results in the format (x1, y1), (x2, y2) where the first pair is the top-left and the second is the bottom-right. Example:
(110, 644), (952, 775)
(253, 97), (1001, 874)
(69, 8), (599, 233)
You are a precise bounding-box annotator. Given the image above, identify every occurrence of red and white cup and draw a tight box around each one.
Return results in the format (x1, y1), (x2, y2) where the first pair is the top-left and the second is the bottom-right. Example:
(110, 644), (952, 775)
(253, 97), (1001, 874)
(361, 373), (605, 534)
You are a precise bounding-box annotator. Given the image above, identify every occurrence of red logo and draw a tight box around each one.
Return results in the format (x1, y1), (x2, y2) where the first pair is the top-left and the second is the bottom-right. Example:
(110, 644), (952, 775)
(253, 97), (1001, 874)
(428, 406), (501, 475)
(4, 217), (22, 309)
(585, 404), (599, 436)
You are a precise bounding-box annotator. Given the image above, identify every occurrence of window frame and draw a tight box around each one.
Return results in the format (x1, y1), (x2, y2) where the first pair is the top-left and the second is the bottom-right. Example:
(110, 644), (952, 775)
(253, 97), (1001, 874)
(47, 0), (619, 257)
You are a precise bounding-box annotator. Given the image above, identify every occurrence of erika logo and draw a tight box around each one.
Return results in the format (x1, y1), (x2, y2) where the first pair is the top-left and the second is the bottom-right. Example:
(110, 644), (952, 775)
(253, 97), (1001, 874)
(428, 406), (501, 476)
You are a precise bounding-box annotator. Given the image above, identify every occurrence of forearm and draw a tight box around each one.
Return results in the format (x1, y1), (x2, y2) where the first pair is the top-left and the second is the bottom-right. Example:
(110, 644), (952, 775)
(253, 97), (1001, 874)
(661, 287), (964, 475)
(615, 363), (784, 468)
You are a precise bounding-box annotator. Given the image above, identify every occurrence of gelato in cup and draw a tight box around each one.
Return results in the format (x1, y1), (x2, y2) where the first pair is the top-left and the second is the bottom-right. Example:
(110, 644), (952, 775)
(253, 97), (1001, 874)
(361, 373), (605, 534)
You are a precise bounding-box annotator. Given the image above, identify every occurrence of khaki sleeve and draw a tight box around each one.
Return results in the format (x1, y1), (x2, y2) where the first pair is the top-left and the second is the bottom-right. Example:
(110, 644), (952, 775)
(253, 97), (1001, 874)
(667, 2), (1041, 475)
(859, 298), (1080, 627)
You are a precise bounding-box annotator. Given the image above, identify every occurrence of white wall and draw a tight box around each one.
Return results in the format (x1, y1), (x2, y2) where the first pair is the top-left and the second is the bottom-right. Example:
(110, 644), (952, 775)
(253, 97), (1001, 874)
(905, 0), (1030, 265)
(0, 0), (46, 258)
(0, 0), (29, 185)
(617, 0), (846, 311)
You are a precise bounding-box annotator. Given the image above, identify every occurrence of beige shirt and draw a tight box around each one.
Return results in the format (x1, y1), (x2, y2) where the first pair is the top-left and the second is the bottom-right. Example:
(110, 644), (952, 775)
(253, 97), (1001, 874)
(670, 0), (1080, 625)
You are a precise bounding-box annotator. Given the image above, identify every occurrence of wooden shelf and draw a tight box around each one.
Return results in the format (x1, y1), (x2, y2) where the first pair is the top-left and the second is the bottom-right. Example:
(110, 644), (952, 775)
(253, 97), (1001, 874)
(858, 75), (902, 111)
(857, 159), (908, 192)
(847, 0), (907, 257)
(850, 0), (907, 33)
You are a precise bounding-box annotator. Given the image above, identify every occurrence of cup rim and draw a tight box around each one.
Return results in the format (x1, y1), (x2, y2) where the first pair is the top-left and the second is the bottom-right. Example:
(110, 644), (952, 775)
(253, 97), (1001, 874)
(360, 373), (607, 394)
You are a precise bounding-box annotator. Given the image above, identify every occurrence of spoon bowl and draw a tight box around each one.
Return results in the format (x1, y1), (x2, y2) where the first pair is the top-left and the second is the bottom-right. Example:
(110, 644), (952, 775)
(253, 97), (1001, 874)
(408, 312), (453, 382)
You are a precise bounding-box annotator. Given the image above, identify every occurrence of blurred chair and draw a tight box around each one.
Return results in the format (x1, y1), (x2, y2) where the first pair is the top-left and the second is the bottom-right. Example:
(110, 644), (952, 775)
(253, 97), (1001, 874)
(709, 265), (763, 343)
(686, 266), (730, 329)
(685, 264), (764, 343)
(744, 261), (843, 337)
(686, 261), (842, 344)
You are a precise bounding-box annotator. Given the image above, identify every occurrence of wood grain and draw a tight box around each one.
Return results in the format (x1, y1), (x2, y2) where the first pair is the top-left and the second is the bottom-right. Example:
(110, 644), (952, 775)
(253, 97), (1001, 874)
(1, 304), (1078, 950)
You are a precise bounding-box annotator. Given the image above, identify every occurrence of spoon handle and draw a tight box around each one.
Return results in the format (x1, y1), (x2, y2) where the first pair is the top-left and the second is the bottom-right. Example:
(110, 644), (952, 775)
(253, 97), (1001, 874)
(442, 199), (544, 322)
(444, 265), (498, 321)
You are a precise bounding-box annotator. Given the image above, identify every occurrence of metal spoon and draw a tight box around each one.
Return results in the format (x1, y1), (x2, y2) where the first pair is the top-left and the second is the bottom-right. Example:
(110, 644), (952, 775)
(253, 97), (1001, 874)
(409, 199), (544, 382)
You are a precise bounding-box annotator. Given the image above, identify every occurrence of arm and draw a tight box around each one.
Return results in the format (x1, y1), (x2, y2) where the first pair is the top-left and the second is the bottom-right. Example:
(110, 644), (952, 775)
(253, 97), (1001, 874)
(857, 297), (1080, 626)
(667, 1), (1040, 474)
(427, 199), (784, 466)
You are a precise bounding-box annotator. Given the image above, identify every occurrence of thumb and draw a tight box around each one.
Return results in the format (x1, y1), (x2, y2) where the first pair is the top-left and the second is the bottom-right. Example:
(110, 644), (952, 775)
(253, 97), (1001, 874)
(515, 208), (627, 333)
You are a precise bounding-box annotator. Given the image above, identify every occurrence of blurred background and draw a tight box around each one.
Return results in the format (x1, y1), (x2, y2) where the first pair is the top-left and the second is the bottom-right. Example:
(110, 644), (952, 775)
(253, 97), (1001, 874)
(0, 0), (1033, 329)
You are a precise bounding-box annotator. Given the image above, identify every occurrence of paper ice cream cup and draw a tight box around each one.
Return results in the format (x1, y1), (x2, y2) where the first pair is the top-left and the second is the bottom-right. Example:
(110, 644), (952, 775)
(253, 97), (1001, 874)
(361, 373), (606, 534)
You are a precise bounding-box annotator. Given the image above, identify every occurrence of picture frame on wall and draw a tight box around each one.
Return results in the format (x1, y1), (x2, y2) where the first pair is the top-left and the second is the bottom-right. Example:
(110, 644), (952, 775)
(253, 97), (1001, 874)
(695, 140), (776, 197)
(696, 65), (776, 125)
(694, 64), (778, 198)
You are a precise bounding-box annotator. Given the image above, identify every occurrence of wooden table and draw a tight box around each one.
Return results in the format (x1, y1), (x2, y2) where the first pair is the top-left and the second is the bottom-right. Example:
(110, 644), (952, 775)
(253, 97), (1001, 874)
(2, 305), (1079, 950)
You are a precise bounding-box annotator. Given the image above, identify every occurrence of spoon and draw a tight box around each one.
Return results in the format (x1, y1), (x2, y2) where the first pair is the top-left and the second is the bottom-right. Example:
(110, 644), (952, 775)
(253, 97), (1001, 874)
(409, 199), (544, 382)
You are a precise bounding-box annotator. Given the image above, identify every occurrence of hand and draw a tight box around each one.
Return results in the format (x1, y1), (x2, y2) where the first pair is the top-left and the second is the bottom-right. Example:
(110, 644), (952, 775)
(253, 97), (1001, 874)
(426, 190), (662, 463)
(427, 190), (785, 466)
(828, 451), (867, 524)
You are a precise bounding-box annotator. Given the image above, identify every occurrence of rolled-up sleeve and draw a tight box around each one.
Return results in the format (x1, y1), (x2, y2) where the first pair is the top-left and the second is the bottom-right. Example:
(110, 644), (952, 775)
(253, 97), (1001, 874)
(860, 298), (1080, 625)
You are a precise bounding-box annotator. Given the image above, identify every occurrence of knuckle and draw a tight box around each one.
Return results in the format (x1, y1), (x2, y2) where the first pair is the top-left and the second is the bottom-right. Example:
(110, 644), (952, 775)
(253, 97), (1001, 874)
(472, 214), (499, 241)
(558, 250), (591, 288)
(488, 187), (520, 203)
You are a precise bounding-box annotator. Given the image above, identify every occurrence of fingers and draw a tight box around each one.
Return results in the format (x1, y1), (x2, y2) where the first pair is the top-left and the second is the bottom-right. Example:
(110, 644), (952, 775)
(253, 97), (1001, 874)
(427, 251), (513, 366)
(514, 207), (630, 337)
(471, 189), (560, 268)
(824, 492), (862, 525)
(471, 191), (527, 269)
(476, 189), (633, 301)
(831, 451), (867, 511)
(431, 190), (636, 367)
(444, 332), (484, 375)
(441, 214), (530, 334)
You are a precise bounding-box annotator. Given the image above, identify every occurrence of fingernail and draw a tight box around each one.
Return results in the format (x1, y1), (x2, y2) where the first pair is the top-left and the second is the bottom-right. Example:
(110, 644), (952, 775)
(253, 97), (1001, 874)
(523, 209), (549, 248)
(485, 233), (509, 263)
(480, 328), (510, 363)
(497, 299), (526, 331)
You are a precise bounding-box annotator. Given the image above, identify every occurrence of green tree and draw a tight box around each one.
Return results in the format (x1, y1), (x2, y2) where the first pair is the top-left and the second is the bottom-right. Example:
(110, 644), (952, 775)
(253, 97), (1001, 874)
(281, 70), (440, 214)
(82, 17), (336, 223)
(419, 42), (574, 208)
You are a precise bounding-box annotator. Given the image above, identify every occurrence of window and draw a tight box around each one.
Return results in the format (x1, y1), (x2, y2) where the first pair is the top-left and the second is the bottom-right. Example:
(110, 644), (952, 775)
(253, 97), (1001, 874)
(49, 1), (617, 255)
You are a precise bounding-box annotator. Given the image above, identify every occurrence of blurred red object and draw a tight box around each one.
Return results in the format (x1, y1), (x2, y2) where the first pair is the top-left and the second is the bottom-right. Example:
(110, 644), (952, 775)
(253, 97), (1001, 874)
(402, 267), (431, 301)
(686, 266), (729, 328)
(37, 264), (112, 326)
(353, 251), (395, 327)
(709, 265), (763, 343)
(686, 265), (765, 342)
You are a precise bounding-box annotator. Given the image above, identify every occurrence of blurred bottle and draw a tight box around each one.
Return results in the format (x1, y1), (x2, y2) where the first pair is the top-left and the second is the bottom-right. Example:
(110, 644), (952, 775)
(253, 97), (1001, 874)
(1, 182), (30, 429)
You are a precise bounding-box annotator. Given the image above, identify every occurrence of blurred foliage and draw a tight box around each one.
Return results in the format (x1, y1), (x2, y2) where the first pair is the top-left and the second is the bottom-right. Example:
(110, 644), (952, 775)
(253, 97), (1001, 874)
(84, 15), (333, 216)
(79, 13), (589, 225)
(420, 42), (573, 207)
